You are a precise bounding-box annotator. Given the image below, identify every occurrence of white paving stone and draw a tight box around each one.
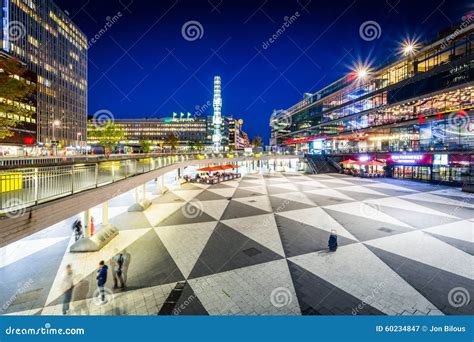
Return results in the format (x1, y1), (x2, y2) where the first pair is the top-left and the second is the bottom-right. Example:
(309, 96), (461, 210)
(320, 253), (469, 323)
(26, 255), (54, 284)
(365, 230), (474, 279)
(289, 243), (440, 315)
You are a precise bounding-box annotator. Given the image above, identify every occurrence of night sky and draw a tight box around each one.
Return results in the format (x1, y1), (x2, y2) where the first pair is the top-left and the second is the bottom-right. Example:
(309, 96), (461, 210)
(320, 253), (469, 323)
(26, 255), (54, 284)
(55, 0), (471, 143)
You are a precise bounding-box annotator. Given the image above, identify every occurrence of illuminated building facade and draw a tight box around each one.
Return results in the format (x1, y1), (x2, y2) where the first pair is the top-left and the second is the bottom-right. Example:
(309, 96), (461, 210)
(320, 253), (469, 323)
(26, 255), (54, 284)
(87, 117), (211, 151)
(0, 51), (37, 155)
(0, 0), (87, 146)
(228, 117), (249, 150)
(271, 23), (474, 184)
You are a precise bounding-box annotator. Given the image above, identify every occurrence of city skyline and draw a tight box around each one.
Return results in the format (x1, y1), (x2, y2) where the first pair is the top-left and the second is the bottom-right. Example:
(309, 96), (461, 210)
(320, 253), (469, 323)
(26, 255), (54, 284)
(54, 0), (471, 143)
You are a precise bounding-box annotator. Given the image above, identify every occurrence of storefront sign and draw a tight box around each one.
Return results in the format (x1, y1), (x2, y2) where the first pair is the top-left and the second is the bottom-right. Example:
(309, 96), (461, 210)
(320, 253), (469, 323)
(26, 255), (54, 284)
(387, 153), (433, 165)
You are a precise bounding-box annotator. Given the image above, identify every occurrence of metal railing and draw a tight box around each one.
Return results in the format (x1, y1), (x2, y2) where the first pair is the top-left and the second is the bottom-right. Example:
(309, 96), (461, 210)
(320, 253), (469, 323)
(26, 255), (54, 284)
(0, 152), (302, 214)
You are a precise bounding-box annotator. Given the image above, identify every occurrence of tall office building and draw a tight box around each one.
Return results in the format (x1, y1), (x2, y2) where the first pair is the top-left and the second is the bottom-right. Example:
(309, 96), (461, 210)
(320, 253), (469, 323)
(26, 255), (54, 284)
(0, 0), (87, 146)
(212, 75), (222, 151)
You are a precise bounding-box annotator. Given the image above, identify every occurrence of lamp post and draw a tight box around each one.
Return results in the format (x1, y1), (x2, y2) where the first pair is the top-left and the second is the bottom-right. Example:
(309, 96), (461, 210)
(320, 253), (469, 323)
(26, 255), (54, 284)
(52, 120), (60, 156)
(77, 132), (82, 155)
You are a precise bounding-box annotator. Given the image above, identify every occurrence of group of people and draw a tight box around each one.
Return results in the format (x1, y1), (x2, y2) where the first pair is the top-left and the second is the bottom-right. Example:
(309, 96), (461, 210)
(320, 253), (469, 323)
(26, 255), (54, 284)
(185, 172), (241, 184)
(343, 168), (385, 178)
(61, 250), (128, 315)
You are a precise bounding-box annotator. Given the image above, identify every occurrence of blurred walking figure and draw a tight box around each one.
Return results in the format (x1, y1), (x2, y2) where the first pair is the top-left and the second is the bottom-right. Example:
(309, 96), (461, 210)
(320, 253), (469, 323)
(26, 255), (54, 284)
(62, 265), (74, 315)
(72, 219), (83, 241)
(328, 229), (338, 252)
(112, 250), (126, 289)
(96, 261), (108, 305)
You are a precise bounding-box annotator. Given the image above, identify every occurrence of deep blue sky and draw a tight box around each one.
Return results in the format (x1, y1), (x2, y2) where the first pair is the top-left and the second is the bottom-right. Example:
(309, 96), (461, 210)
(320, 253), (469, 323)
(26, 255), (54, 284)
(55, 0), (471, 143)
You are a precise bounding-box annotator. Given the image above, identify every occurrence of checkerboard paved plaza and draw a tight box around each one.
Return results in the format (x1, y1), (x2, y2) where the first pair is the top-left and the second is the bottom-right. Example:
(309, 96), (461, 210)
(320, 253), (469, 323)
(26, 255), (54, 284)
(1, 172), (472, 316)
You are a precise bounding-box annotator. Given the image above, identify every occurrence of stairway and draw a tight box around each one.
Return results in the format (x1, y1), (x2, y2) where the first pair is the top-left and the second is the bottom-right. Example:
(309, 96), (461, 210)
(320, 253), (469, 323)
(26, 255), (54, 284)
(305, 154), (340, 174)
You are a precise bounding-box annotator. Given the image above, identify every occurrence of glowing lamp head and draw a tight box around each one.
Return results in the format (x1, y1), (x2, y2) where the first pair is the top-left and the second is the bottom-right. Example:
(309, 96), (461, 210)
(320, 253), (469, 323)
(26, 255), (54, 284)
(401, 39), (419, 56)
(355, 67), (369, 79)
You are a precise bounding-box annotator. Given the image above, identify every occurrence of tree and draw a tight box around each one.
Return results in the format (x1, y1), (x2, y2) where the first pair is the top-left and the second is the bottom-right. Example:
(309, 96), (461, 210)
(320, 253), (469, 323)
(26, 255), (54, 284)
(195, 141), (204, 152)
(139, 139), (152, 153)
(164, 133), (179, 151)
(251, 135), (263, 148)
(0, 57), (36, 140)
(88, 121), (124, 150)
(187, 141), (195, 151)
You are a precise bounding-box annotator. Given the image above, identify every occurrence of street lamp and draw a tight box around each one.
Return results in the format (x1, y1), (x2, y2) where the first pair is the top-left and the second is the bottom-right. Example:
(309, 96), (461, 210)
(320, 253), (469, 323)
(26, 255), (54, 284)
(52, 120), (60, 156)
(77, 132), (83, 155)
(401, 39), (419, 56)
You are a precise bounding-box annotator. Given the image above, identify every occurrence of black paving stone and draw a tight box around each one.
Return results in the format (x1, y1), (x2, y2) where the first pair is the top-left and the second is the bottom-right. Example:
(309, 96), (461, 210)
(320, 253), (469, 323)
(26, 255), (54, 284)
(275, 215), (357, 257)
(288, 260), (384, 315)
(188, 223), (283, 279)
(366, 245), (474, 315)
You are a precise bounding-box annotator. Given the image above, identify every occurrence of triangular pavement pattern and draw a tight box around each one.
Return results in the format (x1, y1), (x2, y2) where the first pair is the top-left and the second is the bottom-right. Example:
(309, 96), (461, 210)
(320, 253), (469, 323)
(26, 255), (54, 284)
(188, 259), (300, 315)
(220, 200), (271, 220)
(188, 222), (283, 279)
(173, 282), (209, 315)
(269, 196), (316, 213)
(0, 237), (70, 314)
(0, 237), (69, 269)
(365, 197), (460, 219)
(276, 207), (358, 241)
(233, 187), (266, 199)
(324, 201), (414, 229)
(271, 191), (315, 206)
(424, 232), (474, 256)
(194, 190), (228, 201)
(156, 202), (217, 227)
(366, 245), (472, 315)
(206, 187), (236, 198)
(423, 220), (473, 243)
(400, 198), (474, 220)
(323, 208), (414, 242)
(222, 214), (285, 257)
(172, 189), (205, 202)
(49, 229), (186, 305)
(364, 230), (473, 279)
(199, 199), (230, 221)
(375, 205), (462, 229)
(232, 195), (273, 212)
(287, 260), (384, 315)
(274, 215), (357, 257)
(155, 221), (218, 278)
(45, 228), (151, 306)
(143, 202), (185, 227)
(289, 243), (439, 315)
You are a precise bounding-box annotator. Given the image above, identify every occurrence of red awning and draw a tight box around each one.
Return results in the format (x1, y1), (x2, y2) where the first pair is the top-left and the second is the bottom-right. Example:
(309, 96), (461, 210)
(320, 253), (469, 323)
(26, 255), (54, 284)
(362, 160), (385, 166)
(341, 159), (359, 165)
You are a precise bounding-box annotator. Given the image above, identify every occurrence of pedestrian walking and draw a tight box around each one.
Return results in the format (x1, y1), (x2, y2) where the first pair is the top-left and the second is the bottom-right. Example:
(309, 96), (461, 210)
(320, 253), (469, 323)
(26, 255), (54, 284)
(112, 251), (126, 289)
(62, 265), (74, 315)
(96, 261), (108, 305)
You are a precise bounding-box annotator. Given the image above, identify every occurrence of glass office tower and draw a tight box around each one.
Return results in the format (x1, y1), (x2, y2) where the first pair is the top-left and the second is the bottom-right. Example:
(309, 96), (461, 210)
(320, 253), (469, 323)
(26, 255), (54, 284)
(0, 0), (87, 147)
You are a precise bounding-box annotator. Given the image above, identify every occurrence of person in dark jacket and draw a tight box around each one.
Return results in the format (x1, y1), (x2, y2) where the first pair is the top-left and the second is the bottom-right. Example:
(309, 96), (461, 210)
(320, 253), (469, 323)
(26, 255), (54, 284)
(96, 261), (108, 304)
